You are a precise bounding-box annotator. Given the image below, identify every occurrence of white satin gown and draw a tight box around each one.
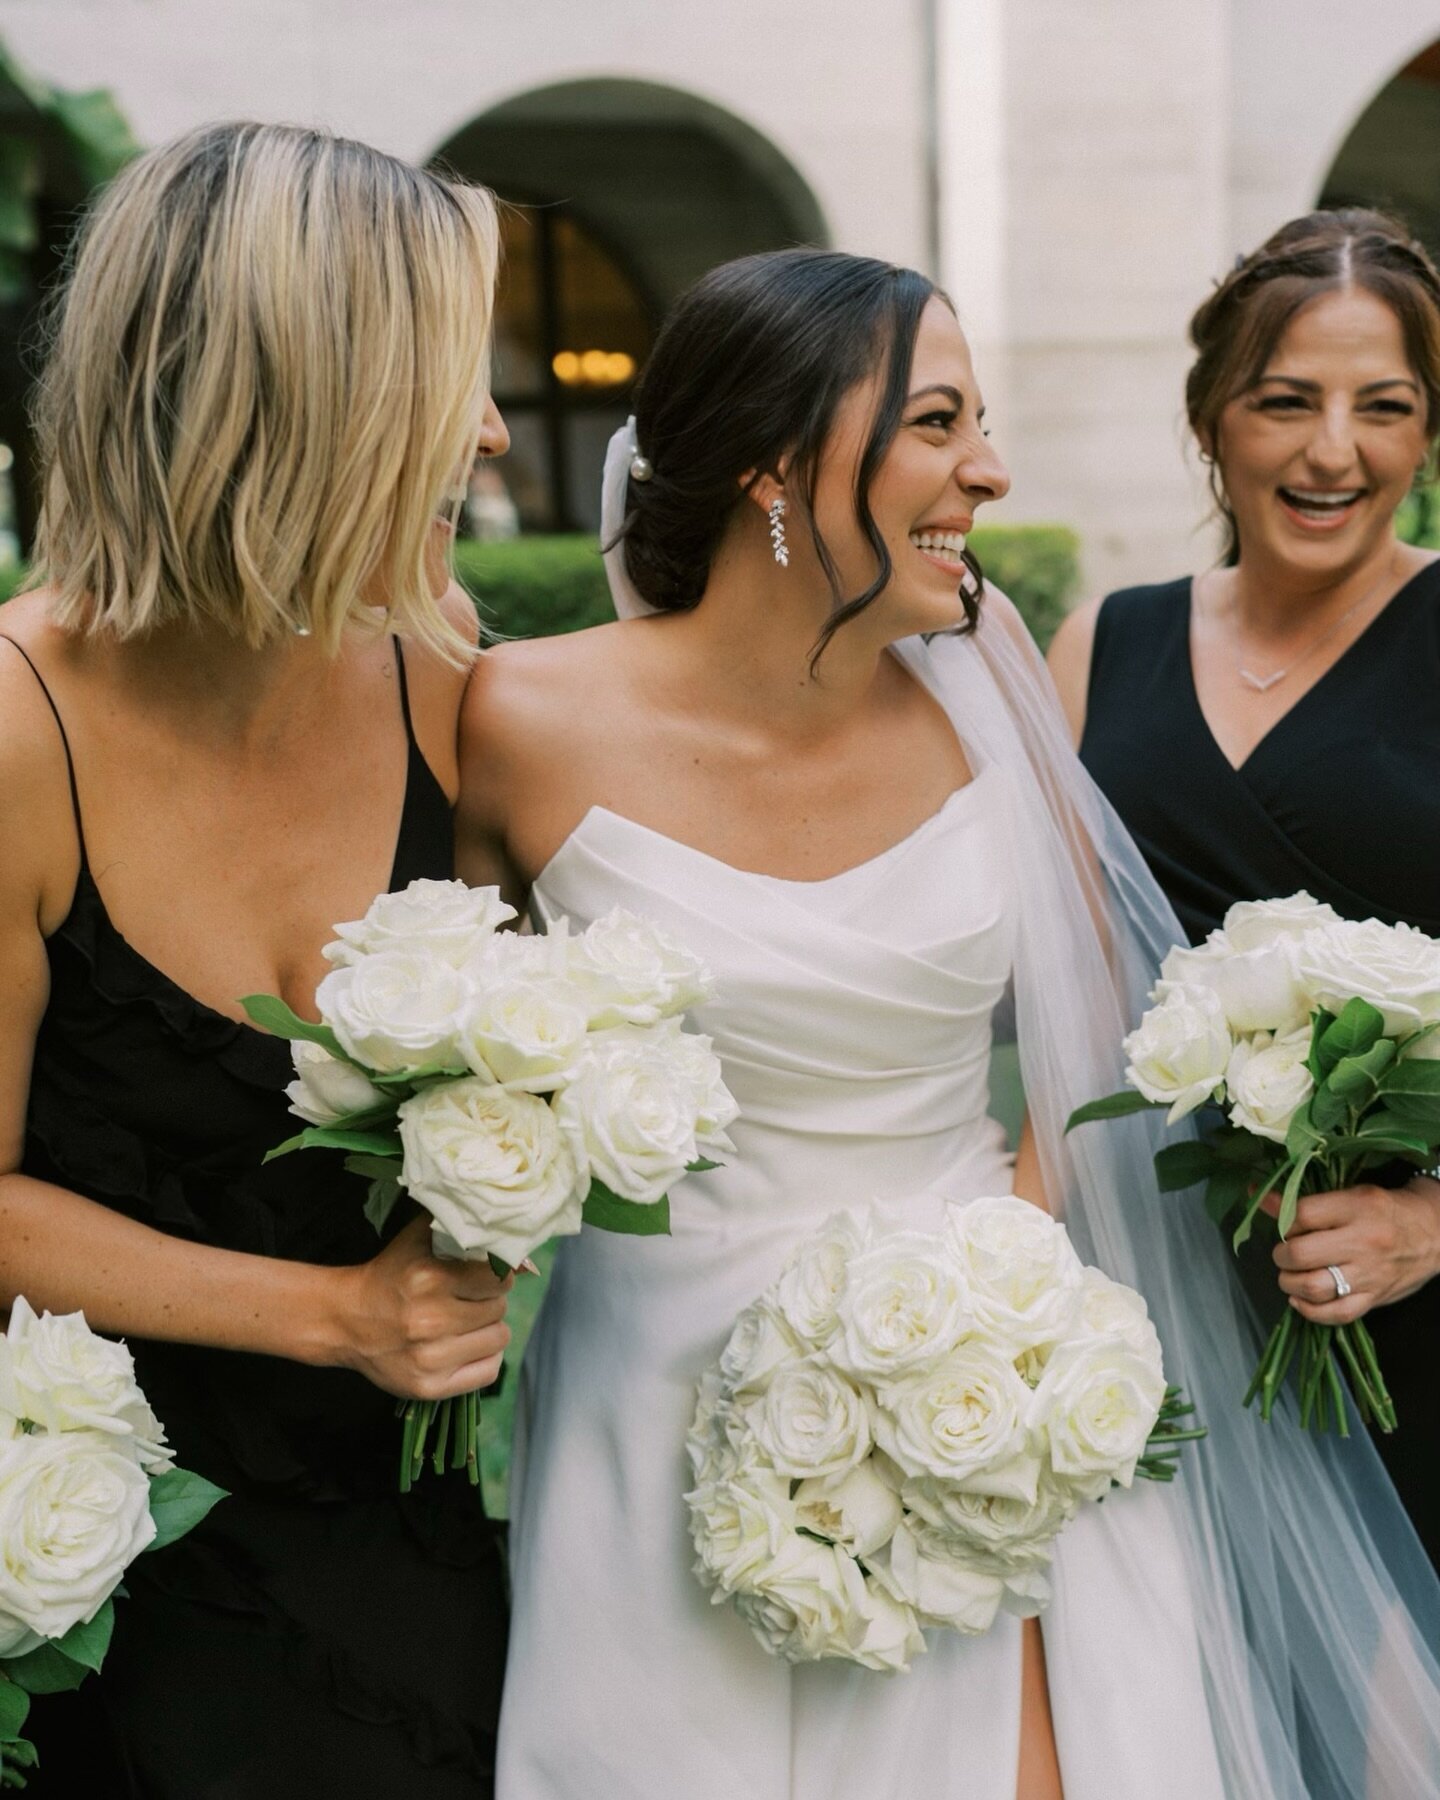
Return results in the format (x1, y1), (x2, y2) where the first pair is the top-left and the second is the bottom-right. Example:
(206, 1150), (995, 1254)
(497, 762), (1227, 1799)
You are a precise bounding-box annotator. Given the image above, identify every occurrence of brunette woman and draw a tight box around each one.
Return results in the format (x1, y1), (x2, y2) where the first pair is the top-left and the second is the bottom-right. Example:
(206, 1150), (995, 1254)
(1049, 208), (1440, 1565)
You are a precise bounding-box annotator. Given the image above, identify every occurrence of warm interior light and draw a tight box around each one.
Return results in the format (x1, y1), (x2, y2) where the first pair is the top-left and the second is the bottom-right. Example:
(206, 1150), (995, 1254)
(551, 349), (638, 389)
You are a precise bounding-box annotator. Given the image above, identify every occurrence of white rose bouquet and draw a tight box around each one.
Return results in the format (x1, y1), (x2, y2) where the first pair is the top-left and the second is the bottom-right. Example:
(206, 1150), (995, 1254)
(244, 880), (737, 1491)
(686, 1197), (1201, 1673)
(1067, 892), (1440, 1436)
(0, 1299), (224, 1788)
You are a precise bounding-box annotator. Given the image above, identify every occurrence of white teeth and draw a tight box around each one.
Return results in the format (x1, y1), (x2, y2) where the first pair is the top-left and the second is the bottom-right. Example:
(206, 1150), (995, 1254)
(910, 529), (968, 558)
(1280, 488), (1362, 511)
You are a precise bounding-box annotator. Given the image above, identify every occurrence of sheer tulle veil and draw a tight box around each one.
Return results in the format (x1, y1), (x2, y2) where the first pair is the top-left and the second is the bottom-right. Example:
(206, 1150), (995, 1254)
(601, 419), (1440, 1797)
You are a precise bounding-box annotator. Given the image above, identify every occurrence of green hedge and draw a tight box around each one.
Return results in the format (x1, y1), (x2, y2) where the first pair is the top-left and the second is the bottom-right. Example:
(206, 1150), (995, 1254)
(455, 523), (1080, 651)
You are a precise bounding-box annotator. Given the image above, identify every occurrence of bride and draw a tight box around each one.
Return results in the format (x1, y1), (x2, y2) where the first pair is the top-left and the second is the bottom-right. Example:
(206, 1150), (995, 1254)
(458, 250), (1440, 1798)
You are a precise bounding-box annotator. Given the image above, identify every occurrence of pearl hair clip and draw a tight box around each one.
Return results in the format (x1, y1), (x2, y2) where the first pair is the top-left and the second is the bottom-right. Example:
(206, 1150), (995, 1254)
(623, 414), (653, 482)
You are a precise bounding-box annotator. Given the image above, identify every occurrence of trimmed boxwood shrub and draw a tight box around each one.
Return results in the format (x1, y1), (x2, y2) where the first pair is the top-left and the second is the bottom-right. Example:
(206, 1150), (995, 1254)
(455, 522), (1080, 651)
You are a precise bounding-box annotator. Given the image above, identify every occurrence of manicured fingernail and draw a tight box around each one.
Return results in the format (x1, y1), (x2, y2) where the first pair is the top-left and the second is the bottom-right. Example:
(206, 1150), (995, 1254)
(518, 1257), (540, 1276)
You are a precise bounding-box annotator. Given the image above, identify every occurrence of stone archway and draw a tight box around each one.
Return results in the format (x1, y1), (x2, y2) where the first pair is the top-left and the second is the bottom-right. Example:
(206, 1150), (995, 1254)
(432, 79), (828, 531)
(1319, 40), (1440, 252)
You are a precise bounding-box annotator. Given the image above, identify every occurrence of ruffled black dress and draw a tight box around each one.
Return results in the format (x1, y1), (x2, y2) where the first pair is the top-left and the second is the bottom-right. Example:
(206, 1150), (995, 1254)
(7, 637), (507, 1798)
(1080, 569), (1440, 1566)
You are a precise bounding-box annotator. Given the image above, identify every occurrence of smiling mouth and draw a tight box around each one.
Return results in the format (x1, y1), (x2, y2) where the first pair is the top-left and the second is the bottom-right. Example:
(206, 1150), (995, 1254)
(909, 528), (968, 568)
(1277, 486), (1366, 523)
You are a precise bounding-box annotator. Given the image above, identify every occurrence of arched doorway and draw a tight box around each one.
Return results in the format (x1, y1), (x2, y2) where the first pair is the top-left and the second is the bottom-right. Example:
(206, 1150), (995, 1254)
(431, 79), (827, 532)
(1320, 40), (1440, 253)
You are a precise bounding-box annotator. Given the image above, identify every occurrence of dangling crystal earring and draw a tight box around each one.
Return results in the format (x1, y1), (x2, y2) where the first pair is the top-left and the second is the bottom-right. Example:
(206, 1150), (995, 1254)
(768, 497), (789, 567)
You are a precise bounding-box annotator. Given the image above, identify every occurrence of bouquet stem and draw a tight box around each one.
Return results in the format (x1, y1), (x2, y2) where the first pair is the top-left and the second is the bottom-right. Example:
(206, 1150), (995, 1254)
(1245, 1314), (1396, 1435)
(396, 1396), (482, 1493)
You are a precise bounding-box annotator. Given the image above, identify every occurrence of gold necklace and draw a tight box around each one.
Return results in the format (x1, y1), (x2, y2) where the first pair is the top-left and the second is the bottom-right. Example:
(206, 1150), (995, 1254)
(1228, 561), (1397, 694)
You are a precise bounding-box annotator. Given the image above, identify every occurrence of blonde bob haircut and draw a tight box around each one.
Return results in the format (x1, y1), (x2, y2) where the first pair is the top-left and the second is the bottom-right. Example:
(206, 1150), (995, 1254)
(29, 121), (500, 661)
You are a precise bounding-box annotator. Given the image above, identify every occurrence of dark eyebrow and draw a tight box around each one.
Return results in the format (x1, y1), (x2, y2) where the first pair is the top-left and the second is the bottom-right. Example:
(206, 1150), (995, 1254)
(906, 384), (965, 408)
(1255, 374), (1421, 397)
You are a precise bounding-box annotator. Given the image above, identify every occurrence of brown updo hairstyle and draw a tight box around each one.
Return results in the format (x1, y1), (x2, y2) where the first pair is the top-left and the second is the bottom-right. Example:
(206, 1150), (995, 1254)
(1186, 208), (1440, 560)
(613, 248), (983, 665)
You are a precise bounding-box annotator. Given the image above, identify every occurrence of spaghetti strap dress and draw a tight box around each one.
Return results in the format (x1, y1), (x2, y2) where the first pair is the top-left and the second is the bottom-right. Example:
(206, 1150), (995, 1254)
(1079, 568), (1440, 1566)
(5, 635), (508, 1799)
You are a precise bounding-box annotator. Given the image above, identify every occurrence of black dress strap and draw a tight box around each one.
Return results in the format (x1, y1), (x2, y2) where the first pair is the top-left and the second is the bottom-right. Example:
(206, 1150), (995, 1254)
(392, 636), (418, 744)
(0, 635), (86, 855)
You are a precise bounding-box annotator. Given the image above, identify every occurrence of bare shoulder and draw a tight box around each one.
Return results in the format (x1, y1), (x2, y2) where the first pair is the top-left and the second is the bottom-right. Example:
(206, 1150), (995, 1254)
(456, 619), (641, 875)
(1045, 595), (1104, 748)
(461, 621), (635, 778)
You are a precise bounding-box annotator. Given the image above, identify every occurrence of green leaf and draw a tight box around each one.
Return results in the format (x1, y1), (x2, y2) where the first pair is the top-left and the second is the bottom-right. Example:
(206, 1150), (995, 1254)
(1276, 1153), (1315, 1240)
(1326, 1130), (1436, 1162)
(1154, 1141), (1221, 1192)
(263, 1127), (402, 1165)
(1305, 1008), (1338, 1080)
(145, 1469), (227, 1554)
(0, 1679), (29, 1742)
(361, 1173), (405, 1236)
(1306, 1082), (1349, 1135)
(1284, 1104), (1327, 1161)
(582, 1182), (672, 1237)
(1380, 1059), (1440, 1101)
(1203, 1165), (1254, 1226)
(3, 1639), (88, 1694)
(685, 1157), (721, 1174)
(1064, 1091), (1157, 1131)
(345, 1153), (402, 1181)
(1234, 1159), (1290, 1251)
(1327, 1038), (1396, 1099)
(1209, 1128), (1274, 1168)
(239, 994), (349, 1060)
(48, 1601), (113, 1675)
(1315, 998), (1386, 1073)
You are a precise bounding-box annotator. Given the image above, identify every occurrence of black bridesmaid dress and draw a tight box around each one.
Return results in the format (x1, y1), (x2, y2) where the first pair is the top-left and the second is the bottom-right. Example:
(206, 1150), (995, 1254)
(1080, 565), (1440, 1566)
(6, 637), (507, 1798)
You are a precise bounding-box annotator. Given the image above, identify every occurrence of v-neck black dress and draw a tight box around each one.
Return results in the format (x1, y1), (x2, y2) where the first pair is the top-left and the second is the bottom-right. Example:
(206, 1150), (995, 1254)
(6, 637), (507, 1798)
(1080, 567), (1440, 1564)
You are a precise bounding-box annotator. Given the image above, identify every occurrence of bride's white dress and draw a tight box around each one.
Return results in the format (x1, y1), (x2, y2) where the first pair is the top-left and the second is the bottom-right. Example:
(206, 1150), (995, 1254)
(498, 763), (1227, 1799)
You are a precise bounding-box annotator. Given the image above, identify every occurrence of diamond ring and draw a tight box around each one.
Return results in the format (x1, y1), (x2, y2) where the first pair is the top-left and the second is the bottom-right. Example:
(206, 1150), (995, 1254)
(1327, 1264), (1352, 1300)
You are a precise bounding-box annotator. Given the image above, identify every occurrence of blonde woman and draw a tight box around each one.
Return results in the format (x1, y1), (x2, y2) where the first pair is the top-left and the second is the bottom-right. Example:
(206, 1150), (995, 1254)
(0, 125), (511, 1796)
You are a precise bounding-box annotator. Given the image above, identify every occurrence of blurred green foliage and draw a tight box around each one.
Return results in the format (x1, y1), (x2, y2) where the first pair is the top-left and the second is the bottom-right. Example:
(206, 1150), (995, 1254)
(454, 522), (1081, 650)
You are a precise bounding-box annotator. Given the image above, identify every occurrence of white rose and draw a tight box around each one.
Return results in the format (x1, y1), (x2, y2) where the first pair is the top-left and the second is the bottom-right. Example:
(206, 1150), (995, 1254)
(285, 1039), (388, 1127)
(0, 1299), (172, 1473)
(1157, 929), (1232, 993)
(474, 920), (576, 982)
(554, 1030), (709, 1206)
(570, 908), (715, 1028)
(1225, 1026), (1315, 1144)
(902, 1471), (1075, 1568)
(323, 879), (515, 969)
(717, 1300), (805, 1397)
(1222, 892), (1341, 952)
(874, 1521), (1006, 1636)
(654, 1020), (739, 1149)
(0, 1430), (155, 1653)
(852, 1578), (927, 1673)
(743, 1362), (871, 1480)
(944, 1196), (1083, 1355)
(874, 1342), (1031, 1484)
(316, 951), (470, 1073)
(397, 1078), (585, 1267)
(1297, 919), (1440, 1036)
(687, 1458), (797, 1593)
(831, 1234), (972, 1381)
(1072, 1268), (1163, 1364)
(685, 1368), (735, 1484)
(1031, 1335), (1166, 1500)
(773, 1213), (870, 1350)
(793, 1461), (904, 1559)
(1123, 984), (1232, 1122)
(731, 1534), (868, 1662)
(457, 977), (590, 1093)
